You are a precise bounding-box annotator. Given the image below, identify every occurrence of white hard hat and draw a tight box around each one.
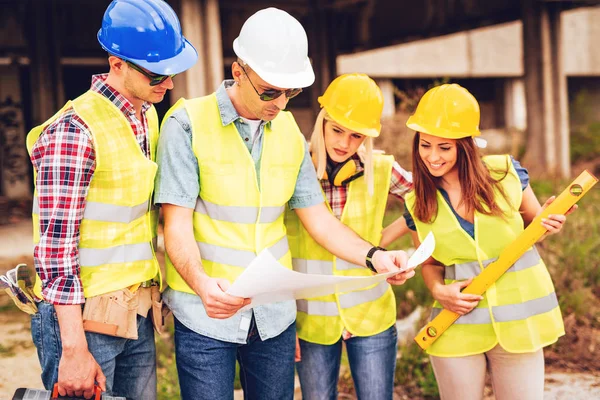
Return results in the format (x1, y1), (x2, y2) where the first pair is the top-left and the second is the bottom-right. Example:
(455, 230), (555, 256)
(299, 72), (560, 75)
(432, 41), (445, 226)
(233, 7), (315, 89)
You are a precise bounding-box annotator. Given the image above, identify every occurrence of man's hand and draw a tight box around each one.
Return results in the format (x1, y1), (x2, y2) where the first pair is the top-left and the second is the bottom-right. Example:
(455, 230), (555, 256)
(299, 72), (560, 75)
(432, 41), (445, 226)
(371, 249), (416, 285)
(57, 347), (106, 399)
(197, 275), (250, 319)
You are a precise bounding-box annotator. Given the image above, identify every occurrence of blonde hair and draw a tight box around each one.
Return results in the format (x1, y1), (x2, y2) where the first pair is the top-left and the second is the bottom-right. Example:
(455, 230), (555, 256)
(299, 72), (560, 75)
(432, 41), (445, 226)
(309, 109), (376, 195)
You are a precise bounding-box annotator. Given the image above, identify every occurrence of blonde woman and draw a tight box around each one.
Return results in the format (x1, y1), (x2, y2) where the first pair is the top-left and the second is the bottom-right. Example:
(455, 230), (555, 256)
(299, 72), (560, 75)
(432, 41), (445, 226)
(285, 73), (413, 400)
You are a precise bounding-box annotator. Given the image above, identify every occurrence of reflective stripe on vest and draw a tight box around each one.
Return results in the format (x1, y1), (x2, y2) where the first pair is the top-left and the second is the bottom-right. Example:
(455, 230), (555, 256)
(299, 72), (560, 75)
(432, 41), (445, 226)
(33, 197), (149, 224)
(195, 197), (284, 224)
(430, 291), (559, 324)
(292, 258), (363, 274)
(79, 242), (154, 267)
(198, 236), (289, 268)
(297, 281), (389, 316)
(445, 247), (541, 280)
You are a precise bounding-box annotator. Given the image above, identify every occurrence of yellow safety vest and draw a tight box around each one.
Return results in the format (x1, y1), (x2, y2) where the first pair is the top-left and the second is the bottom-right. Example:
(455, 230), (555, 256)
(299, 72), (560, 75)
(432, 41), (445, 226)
(405, 155), (564, 357)
(285, 155), (397, 345)
(164, 96), (305, 293)
(27, 90), (161, 298)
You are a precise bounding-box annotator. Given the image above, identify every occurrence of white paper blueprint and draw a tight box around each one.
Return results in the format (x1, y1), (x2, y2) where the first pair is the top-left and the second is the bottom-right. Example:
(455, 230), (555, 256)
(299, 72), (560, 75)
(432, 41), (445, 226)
(226, 232), (435, 310)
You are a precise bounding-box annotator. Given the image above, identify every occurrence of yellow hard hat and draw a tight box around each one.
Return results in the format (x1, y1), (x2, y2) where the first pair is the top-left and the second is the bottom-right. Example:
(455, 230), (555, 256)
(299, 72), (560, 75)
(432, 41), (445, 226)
(406, 83), (481, 139)
(318, 73), (383, 137)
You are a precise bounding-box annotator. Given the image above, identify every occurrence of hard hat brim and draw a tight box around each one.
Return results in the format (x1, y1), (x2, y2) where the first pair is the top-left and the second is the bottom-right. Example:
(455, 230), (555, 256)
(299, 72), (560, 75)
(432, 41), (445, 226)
(406, 116), (480, 139)
(99, 32), (199, 75)
(233, 38), (315, 89)
(326, 106), (381, 138)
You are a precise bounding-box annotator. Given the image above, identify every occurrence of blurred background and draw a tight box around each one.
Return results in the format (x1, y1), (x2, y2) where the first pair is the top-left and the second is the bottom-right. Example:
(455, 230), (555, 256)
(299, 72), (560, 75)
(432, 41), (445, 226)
(0, 0), (599, 399)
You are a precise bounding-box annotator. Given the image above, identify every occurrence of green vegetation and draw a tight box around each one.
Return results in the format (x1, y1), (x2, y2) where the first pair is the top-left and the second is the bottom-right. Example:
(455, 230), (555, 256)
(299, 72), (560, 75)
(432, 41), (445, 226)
(530, 178), (600, 324)
(155, 318), (180, 400)
(571, 122), (600, 164)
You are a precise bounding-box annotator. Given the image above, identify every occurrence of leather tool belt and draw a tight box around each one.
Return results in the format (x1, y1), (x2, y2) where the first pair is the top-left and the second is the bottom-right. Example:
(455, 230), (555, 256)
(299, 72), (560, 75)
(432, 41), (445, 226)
(82, 282), (166, 339)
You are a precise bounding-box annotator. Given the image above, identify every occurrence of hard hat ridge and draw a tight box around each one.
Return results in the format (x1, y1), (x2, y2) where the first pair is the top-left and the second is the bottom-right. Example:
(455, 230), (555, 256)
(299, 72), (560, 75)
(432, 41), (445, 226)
(98, 0), (198, 75)
(233, 7), (315, 89)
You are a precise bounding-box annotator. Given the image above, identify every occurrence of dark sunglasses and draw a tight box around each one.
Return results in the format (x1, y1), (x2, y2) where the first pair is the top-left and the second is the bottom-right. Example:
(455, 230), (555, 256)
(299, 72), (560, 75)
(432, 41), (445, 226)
(126, 61), (176, 86)
(240, 65), (302, 101)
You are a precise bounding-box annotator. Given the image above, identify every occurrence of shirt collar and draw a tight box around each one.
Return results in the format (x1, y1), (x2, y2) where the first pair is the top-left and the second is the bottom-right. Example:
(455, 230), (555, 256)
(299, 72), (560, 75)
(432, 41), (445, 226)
(216, 80), (271, 128)
(90, 74), (151, 116)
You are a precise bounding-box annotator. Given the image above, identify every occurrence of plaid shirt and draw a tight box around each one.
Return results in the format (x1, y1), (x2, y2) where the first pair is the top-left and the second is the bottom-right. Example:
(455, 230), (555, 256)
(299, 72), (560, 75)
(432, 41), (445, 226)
(321, 155), (413, 219)
(30, 74), (151, 305)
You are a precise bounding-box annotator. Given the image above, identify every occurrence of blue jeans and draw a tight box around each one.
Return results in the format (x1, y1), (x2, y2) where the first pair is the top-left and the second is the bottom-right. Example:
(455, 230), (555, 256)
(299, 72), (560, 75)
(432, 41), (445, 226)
(296, 325), (398, 400)
(30, 302), (156, 400)
(174, 315), (296, 400)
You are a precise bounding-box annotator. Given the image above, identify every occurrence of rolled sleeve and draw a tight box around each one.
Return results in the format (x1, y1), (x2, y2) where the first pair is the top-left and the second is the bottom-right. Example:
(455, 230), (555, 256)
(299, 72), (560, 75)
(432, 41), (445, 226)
(389, 161), (413, 200)
(510, 156), (530, 191)
(288, 140), (325, 209)
(154, 109), (199, 209)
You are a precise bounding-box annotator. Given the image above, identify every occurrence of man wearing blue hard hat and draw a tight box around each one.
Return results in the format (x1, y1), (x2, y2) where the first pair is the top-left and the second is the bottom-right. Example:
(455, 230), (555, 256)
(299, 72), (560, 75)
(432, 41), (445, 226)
(25, 1), (197, 399)
(155, 7), (414, 399)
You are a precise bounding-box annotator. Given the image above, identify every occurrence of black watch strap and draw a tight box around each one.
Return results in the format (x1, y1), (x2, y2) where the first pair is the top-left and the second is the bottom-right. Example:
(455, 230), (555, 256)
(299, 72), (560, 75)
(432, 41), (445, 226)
(366, 246), (387, 272)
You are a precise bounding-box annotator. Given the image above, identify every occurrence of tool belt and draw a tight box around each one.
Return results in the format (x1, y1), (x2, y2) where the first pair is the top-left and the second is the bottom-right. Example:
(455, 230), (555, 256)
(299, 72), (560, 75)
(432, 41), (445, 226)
(82, 281), (167, 339)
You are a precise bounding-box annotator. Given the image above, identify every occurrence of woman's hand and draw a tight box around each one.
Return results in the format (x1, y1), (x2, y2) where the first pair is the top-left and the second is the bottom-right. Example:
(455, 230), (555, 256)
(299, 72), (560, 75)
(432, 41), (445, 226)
(432, 278), (483, 315)
(537, 196), (577, 241)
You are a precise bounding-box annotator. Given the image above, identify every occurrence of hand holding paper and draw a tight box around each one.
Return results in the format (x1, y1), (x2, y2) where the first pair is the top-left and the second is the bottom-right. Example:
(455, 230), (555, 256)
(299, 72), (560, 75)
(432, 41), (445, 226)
(196, 274), (250, 319)
(226, 232), (435, 310)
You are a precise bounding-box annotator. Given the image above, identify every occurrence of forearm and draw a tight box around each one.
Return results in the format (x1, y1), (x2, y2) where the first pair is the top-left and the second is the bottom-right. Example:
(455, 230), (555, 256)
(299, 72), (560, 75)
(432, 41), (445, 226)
(54, 304), (88, 353)
(520, 185), (541, 227)
(380, 217), (410, 248)
(316, 221), (372, 267)
(32, 120), (94, 305)
(422, 263), (445, 298)
(296, 204), (371, 266)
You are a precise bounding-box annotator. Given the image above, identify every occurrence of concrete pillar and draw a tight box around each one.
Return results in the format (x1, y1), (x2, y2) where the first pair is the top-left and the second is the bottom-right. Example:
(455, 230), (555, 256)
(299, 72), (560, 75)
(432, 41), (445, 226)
(27, 0), (64, 125)
(504, 78), (527, 131)
(172, 0), (223, 103)
(522, 0), (570, 177)
(375, 79), (396, 118)
(205, 0), (224, 92)
(550, 8), (570, 178)
(310, 3), (337, 113)
(0, 65), (30, 199)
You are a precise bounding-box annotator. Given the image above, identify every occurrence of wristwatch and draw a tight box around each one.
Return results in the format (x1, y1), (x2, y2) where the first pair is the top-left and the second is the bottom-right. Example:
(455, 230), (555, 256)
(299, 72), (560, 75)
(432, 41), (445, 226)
(365, 246), (387, 273)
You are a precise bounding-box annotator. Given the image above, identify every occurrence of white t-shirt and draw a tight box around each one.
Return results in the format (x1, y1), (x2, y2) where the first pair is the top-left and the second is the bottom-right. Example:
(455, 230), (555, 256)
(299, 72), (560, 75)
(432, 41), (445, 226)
(240, 117), (262, 142)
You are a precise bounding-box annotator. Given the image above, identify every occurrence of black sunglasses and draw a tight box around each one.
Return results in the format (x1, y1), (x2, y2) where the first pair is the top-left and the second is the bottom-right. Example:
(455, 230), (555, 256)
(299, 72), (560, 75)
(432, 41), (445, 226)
(126, 61), (176, 86)
(240, 65), (302, 102)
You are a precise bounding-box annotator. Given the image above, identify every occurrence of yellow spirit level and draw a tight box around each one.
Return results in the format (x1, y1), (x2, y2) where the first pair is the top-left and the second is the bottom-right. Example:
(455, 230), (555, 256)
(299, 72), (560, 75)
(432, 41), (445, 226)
(414, 170), (598, 351)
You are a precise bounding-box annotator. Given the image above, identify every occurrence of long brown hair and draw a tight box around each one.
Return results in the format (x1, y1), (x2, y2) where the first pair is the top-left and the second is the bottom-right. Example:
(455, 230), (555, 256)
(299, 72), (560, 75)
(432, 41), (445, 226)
(411, 132), (512, 223)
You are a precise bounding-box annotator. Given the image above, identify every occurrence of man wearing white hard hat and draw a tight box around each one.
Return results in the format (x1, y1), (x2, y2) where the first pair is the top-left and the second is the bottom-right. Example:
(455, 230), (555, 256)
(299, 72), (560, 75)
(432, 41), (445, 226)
(154, 7), (415, 399)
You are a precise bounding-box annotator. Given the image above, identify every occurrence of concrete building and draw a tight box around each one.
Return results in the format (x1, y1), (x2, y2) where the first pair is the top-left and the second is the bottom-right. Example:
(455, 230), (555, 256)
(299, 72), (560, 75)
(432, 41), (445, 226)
(0, 0), (597, 202)
(338, 6), (600, 177)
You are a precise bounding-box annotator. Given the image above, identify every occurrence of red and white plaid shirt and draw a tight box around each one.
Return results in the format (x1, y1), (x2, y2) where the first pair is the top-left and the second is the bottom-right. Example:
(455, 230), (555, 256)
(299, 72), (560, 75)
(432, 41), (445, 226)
(321, 155), (413, 219)
(30, 74), (151, 305)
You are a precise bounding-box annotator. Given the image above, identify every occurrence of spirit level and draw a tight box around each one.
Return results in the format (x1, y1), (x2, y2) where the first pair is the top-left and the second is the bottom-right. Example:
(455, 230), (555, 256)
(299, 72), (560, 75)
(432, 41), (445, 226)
(415, 170), (598, 350)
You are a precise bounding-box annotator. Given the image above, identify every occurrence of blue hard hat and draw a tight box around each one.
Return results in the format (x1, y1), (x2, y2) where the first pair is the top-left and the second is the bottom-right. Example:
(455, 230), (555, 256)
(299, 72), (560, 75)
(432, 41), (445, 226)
(97, 0), (197, 75)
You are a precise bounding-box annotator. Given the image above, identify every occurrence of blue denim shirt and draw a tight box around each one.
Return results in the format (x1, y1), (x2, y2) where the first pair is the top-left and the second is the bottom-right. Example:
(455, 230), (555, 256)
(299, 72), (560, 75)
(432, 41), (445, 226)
(155, 80), (324, 344)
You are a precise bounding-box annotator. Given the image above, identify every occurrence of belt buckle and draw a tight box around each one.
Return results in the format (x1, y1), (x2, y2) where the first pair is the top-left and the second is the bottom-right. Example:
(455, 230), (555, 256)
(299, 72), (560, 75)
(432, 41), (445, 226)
(140, 280), (155, 288)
